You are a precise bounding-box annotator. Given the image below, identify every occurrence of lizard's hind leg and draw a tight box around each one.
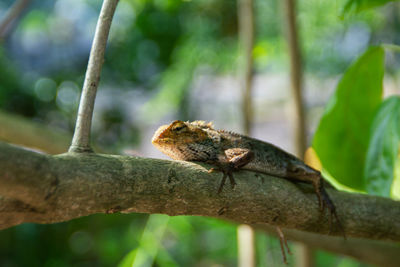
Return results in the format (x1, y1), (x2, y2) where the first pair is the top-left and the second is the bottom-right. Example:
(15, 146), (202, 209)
(320, 185), (346, 238)
(293, 168), (345, 237)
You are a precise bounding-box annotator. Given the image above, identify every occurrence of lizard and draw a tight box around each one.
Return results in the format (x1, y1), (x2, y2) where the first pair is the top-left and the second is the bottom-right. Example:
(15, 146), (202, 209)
(151, 120), (344, 236)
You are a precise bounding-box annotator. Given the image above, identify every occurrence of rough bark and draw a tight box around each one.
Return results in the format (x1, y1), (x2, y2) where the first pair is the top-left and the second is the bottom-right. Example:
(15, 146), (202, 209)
(1, 141), (400, 264)
(1, 141), (399, 241)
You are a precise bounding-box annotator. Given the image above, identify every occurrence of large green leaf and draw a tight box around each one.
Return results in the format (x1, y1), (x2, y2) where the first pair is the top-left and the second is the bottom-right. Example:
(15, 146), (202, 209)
(364, 96), (400, 198)
(342, 0), (396, 15)
(313, 46), (385, 191)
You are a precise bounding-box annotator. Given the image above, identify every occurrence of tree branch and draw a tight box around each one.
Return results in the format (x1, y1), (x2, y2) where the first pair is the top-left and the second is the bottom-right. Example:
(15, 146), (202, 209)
(1, 141), (399, 264)
(1, 141), (399, 239)
(69, 0), (118, 153)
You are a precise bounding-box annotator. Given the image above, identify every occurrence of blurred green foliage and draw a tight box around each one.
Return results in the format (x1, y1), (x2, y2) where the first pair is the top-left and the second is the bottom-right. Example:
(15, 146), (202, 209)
(0, 0), (399, 266)
(0, 0), (390, 131)
(0, 48), (36, 117)
(342, 0), (397, 15)
(0, 214), (241, 266)
(364, 96), (400, 199)
(0, 213), (372, 266)
(0, 213), (147, 266)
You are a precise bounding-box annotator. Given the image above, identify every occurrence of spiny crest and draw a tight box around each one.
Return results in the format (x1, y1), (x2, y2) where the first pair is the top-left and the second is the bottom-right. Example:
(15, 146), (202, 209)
(218, 129), (244, 138)
(190, 120), (214, 129)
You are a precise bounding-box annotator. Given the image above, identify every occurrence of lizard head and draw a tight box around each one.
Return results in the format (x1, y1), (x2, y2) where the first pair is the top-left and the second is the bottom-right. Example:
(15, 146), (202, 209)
(151, 120), (213, 160)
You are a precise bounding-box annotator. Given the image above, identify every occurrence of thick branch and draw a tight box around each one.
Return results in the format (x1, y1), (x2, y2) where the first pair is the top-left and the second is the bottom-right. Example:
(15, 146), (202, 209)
(0, 141), (400, 264)
(69, 0), (118, 153)
(1, 141), (400, 239)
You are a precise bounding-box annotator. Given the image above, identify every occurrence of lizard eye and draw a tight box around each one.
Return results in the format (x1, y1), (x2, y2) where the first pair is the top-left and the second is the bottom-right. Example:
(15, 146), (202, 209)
(172, 124), (187, 132)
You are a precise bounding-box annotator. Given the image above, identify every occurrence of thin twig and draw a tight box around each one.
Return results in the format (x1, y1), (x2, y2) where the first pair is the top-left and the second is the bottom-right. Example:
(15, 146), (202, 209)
(69, 0), (119, 153)
(0, 0), (31, 40)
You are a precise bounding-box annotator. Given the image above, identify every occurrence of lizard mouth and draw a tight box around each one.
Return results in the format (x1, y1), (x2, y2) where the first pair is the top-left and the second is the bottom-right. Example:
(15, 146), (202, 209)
(152, 137), (173, 146)
(151, 125), (172, 145)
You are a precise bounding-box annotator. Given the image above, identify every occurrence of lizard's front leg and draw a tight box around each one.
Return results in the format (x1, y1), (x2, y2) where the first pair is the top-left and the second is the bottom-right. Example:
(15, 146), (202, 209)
(209, 148), (254, 193)
(208, 164), (236, 194)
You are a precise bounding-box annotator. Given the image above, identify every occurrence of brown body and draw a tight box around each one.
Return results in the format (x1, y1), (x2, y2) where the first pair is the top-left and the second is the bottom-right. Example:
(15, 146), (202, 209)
(152, 120), (342, 232)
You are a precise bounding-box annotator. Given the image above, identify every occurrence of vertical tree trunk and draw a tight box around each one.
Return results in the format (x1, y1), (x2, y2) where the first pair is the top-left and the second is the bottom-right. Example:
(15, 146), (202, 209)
(238, 0), (255, 135)
(237, 0), (255, 266)
(237, 224), (255, 267)
(283, 0), (307, 157)
(282, 0), (312, 266)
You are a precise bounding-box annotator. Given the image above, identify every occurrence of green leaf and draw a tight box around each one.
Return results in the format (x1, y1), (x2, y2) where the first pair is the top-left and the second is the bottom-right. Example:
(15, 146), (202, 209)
(118, 214), (170, 267)
(342, 0), (396, 15)
(313, 46), (385, 191)
(364, 96), (400, 198)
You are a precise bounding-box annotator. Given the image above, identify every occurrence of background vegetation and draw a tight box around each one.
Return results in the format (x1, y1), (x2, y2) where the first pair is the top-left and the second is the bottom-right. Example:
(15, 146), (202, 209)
(0, 0), (399, 266)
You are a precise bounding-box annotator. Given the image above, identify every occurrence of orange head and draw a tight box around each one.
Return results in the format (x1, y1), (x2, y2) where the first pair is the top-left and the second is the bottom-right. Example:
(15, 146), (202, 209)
(151, 120), (213, 160)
